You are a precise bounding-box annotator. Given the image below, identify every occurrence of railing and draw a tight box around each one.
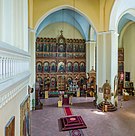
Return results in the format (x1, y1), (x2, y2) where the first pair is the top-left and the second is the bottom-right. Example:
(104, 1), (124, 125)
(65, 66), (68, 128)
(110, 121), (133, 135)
(0, 41), (30, 83)
(0, 41), (31, 108)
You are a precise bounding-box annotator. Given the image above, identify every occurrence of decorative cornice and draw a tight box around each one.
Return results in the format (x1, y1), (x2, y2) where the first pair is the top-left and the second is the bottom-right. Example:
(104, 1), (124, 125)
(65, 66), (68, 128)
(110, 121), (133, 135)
(0, 41), (30, 57)
(0, 72), (30, 109)
(28, 27), (35, 33)
(97, 30), (119, 36)
(85, 40), (96, 44)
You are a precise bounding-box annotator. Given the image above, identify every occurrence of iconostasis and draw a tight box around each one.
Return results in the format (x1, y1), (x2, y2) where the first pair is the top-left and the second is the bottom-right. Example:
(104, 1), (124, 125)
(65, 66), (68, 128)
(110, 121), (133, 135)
(36, 32), (86, 92)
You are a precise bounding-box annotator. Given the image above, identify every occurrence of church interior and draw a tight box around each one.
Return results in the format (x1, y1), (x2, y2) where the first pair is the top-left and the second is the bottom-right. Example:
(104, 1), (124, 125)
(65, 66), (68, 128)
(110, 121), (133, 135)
(0, 0), (135, 136)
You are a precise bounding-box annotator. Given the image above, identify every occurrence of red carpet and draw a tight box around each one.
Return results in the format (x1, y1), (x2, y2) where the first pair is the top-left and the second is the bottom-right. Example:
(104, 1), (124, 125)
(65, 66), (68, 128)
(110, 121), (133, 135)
(64, 107), (73, 116)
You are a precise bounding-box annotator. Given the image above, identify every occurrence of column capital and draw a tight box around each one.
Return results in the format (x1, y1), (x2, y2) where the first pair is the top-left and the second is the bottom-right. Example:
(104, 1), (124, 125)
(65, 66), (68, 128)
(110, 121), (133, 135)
(97, 30), (119, 37)
(28, 27), (35, 33)
(85, 40), (96, 44)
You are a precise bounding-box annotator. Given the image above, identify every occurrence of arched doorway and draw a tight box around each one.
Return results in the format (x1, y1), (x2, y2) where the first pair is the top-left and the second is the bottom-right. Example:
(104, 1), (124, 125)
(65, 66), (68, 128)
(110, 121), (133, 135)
(34, 6), (97, 108)
(109, 0), (135, 100)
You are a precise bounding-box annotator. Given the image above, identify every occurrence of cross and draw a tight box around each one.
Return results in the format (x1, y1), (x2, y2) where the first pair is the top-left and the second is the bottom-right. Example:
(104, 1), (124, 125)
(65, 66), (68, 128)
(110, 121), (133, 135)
(60, 30), (63, 35)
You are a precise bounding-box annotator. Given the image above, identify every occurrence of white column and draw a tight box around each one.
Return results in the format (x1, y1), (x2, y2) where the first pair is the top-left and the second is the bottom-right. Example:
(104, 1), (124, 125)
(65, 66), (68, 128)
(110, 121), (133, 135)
(89, 41), (96, 70)
(23, 0), (28, 52)
(0, 0), (3, 41)
(97, 32), (111, 104)
(110, 31), (119, 105)
(19, 0), (23, 50)
(3, 0), (12, 44)
(5, 58), (8, 77)
(96, 31), (118, 104)
(13, 0), (19, 48)
(0, 57), (2, 80)
(86, 42), (90, 75)
(11, 59), (13, 76)
(2, 58), (6, 79)
(28, 28), (36, 110)
(13, 59), (15, 76)
(9, 59), (11, 77)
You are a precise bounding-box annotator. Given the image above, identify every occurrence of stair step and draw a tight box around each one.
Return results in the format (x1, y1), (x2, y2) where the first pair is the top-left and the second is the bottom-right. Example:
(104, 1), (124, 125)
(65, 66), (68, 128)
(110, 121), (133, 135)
(97, 101), (117, 112)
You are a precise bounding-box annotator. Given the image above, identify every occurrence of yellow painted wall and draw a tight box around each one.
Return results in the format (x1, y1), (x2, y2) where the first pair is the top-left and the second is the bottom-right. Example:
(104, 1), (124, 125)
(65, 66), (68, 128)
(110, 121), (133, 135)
(123, 23), (135, 84)
(38, 22), (83, 39)
(99, 0), (115, 31)
(28, 0), (33, 28)
(29, 0), (115, 32)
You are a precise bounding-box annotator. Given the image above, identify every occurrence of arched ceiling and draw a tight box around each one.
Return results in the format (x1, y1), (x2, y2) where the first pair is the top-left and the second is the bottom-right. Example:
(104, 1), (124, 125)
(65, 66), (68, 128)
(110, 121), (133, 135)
(118, 13), (135, 33)
(36, 9), (95, 41)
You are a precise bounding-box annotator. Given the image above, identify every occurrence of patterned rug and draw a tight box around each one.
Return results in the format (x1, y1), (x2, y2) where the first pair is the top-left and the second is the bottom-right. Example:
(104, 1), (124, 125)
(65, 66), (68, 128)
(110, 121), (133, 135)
(69, 129), (84, 136)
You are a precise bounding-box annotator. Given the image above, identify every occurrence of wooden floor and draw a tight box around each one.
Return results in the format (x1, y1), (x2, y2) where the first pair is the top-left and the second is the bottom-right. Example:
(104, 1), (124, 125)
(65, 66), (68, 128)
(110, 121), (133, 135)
(31, 96), (135, 136)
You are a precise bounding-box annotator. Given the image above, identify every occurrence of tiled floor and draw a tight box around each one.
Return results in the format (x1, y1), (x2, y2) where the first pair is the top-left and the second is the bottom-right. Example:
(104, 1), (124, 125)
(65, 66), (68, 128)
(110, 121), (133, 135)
(31, 96), (135, 136)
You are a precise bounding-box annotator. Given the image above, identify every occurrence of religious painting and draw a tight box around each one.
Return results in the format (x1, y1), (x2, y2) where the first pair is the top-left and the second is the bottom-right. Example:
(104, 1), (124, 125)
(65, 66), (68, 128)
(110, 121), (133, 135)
(20, 96), (30, 136)
(73, 62), (79, 72)
(79, 44), (85, 52)
(36, 76), (43, 84)
(49, 43), (53, 52)
(43, 43), (46, 52)
(118, 48), (124, 61)
(50, 77), (57, 90)
(80, 77), (85, 85)
(5, 116), (15, 136)
(73, 44), (76, 52)
(119, 72), (124, 81)
(67, 44), (72, 52)
(44, 77), (50, 90)
(49, 53), (56, 57)
(58, 44), (66, 52)
(43, 62), (49, 73)
(80, 62), (85, 72)
(52, 43), (57, 52)
(50, 62), (57, 72)
(43, 53), (49, 57)
(118, 62), (124, 72)
(130, 82), (134, 88)
(75, 44), (79, 52)
(38, 43), (43, 52)
(58, 61), (65, 72)
(66, 53), (73, 58)
(125, 72), (130, 81)
(43, 43), (49, 52)
(36, 61), (42, 73)
(57, 53), (66, 57)
(67, 62), (72, 72)
(36, 43), (40, 52)
(67, 77), (73, 85)
(125, 81), (130, 88)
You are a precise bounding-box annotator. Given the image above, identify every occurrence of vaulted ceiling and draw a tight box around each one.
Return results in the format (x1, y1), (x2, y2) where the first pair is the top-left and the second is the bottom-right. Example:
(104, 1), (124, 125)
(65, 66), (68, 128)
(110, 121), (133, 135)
(118, 13), (135, 33)
(36, 9), (94, 41)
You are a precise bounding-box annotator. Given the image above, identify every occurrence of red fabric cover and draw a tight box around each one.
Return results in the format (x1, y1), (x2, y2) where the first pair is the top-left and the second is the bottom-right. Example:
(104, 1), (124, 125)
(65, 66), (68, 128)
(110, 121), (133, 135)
(59, 115), (87, 131)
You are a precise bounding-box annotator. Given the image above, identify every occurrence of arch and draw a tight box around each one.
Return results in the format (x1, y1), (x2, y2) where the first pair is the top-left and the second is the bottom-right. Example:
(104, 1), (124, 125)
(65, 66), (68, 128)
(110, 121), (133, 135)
(119, 21), (134, 48)
(34, 5), (97, 37)
(109, 0), (135, 32)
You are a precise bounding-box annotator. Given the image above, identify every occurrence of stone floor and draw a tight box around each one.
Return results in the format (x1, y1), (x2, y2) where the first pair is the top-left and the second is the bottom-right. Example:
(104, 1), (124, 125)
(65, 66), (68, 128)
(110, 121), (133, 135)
(31, 96), (135, 136)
